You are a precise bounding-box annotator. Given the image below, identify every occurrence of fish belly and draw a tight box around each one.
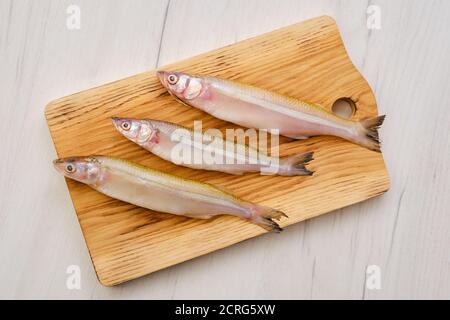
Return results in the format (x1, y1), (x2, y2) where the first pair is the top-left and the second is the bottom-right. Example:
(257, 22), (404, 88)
(95, 168), (246, 218)
(195, 89), (337, 138)
(154, 129), (263, 174)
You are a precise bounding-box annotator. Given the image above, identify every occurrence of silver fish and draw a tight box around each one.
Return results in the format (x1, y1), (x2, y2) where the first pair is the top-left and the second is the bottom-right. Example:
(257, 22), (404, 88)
(157, 71), (385, 152)
(53, 156), (287, 232)
(112, 117), (314, 176)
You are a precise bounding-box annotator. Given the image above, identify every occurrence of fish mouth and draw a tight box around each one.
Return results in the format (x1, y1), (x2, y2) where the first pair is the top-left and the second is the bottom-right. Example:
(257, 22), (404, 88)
(111, 117), (131, 131)
(52, 158), (66, 173)
(156, 70), (167, 87)
(111, 117), (122, 127)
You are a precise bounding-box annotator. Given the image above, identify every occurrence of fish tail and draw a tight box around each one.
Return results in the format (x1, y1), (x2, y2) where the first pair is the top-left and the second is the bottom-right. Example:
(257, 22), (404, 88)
(353, 115), (386, 152)
(278, 151), (314, 176)
(246, 204), (288, 233)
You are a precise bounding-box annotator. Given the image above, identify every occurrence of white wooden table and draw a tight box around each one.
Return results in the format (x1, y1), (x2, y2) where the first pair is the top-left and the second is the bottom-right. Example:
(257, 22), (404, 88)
(1, 0), (449, 299)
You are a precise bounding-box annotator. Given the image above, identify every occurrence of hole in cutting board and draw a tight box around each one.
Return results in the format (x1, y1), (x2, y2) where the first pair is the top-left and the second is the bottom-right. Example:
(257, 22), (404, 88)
(332, 98), (356, 118)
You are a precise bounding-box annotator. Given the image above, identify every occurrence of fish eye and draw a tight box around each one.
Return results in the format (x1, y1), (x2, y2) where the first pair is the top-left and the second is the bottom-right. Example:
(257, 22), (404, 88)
(65, 164), (76, 173)
(121, 121), (131, 131)
(167, 74), (178, 85)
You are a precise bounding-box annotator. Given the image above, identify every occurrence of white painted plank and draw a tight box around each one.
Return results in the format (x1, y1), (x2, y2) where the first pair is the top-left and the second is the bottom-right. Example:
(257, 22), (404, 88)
(0, 0), (449, 299)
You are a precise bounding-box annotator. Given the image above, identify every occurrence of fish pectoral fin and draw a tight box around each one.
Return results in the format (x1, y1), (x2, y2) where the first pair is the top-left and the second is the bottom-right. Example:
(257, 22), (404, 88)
(169, 91), (191, 108)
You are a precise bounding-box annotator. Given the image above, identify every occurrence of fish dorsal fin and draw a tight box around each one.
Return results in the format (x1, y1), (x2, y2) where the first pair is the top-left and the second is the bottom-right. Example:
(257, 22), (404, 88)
(206, 182), (237, 198)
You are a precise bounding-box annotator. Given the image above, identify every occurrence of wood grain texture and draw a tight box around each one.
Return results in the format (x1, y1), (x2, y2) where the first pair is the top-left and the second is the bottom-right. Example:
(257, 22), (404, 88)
(2, 0), (449, 299)
(45, 16), (389, 286)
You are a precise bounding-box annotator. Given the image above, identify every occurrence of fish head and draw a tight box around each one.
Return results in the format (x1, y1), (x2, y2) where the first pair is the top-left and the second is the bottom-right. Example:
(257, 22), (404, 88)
(157, 71), (204, 101)
(53, 156), (102, 184)
(112, 117), (159, 146)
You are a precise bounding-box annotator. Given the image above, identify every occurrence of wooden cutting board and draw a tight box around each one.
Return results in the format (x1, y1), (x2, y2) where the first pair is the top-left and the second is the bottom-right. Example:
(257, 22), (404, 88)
(45, 16), (390, 286)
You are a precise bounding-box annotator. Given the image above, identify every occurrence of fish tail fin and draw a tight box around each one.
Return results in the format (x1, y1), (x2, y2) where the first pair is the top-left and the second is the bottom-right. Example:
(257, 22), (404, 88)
(246, 204), (288, 233)
(278, 151), (314, 176)
(353, 115), (386, 152)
